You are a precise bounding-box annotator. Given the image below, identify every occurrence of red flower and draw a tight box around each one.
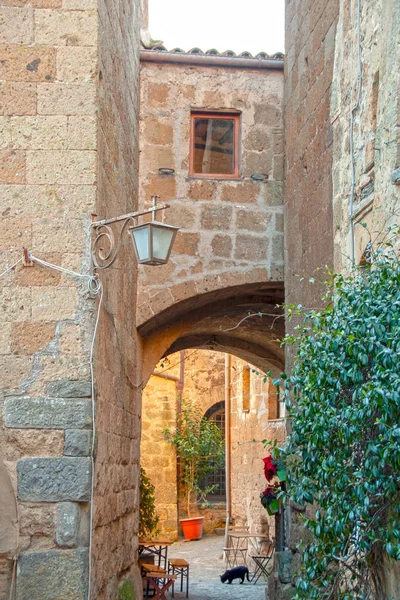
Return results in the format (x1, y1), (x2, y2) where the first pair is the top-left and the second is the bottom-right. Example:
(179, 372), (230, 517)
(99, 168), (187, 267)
(260, 485), (278, 507)
(263, 455), (277, 481)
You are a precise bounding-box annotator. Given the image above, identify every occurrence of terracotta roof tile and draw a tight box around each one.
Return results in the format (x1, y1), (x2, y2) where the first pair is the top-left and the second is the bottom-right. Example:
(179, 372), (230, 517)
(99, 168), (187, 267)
(145, 45), (284, 60)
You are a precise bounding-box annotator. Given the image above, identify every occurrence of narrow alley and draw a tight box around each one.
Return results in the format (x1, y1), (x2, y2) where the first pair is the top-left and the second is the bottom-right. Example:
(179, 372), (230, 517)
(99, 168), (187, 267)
(166, 536), (268, 600)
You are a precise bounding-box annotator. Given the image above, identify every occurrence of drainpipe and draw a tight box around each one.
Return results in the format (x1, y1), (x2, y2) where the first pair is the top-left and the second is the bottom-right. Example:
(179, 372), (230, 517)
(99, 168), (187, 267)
(152, 350), (185, 394)
(224, 353), (232, 548)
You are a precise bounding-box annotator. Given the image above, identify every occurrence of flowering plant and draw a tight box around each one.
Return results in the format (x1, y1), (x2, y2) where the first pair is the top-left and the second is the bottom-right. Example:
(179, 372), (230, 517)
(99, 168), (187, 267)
(262, 455), (278, 481)
(260, 483), (281, 508)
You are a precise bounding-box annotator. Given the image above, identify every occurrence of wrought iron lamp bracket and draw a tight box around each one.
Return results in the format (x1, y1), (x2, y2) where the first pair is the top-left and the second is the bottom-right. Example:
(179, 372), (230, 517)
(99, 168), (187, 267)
(91, 197), (169, 270)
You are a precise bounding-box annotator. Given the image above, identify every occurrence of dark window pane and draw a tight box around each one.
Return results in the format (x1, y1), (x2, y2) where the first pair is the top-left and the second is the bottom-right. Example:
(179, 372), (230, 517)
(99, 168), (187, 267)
(200, 407), (226, 501)
(193, 118), (235, 175)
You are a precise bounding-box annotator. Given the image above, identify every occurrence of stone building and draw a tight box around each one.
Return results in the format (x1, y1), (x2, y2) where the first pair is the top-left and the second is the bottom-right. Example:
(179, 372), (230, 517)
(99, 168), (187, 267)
(0, 0), (399, 598)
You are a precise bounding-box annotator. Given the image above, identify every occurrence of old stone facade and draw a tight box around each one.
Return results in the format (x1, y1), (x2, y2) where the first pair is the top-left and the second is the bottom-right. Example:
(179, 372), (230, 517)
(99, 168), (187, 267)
(1, 0), (399, 597)
(0, 0), (142, 598)
(137, 51), (284, 328)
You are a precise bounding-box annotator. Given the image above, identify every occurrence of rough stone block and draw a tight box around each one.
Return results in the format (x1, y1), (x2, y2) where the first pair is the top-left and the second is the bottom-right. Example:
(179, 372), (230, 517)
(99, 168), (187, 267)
(0, 322), (11, 354)
(67, 116), (96, 149)
(18, 458), (91, 501)
(220, 181), (258, 203)
(3, 429), (64, 460)
(0, 82), (36, 115)
(10, 116), (68, 150)
(5, 397), (92, 429)
(35, 9), (97, 47)
(26, 150), (96, 184)
(0, 149), (26, 183)
(16, 548), (88, 599)
(173, 232), (200, 255)
(56, 502), (80, 547)
(31, 287), (78, 320)
(0, 8), (34, 45)
(37, 83), (96, 115)
(237, 209), (271, 232)
(64, 430), (91, 457)
(0, 356), (32, 388)
(15, 252), (61, 286)
(4, 0), (62, 6)
(12, 322), (56, 354)
(0, 44), (56, 82)
(211, 234), (232, 257)
(235, 234), (268, 261)
(144, 117), (173, 145)
(57, 47), (97, 84)
(47, 380), (91, 398)
(200, 205), (233, 230)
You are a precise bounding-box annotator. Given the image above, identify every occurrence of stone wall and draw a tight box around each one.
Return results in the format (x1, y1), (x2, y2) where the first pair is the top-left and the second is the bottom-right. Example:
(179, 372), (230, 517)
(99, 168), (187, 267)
(93, 0), (142, 597)
(330, 0), (400, 269)
(230, 357), (286, 540)
(137, 58), (284, 327)
(0, 0), (98, 598)
(140, 360), (180, 540)
(141, 350), (226, 539)
(284, 0), (338, 309)
(0, 0), (143, 597)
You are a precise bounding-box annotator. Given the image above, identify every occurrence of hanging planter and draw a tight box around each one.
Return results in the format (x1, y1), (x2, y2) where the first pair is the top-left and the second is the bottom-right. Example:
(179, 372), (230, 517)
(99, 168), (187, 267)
(265, 498), (280, 515)
(277, 469), (286, 482)
(260, 484), (281, 516)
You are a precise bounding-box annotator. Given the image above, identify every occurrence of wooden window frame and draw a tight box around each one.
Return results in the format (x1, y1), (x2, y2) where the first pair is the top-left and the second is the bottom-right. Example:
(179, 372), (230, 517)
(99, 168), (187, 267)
(189, 111), (240, 179)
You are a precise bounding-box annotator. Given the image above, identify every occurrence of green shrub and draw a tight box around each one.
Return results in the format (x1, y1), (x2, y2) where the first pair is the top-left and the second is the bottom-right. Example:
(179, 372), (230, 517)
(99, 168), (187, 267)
(139, 468), (160, 539)
(281, 245), (400, 599)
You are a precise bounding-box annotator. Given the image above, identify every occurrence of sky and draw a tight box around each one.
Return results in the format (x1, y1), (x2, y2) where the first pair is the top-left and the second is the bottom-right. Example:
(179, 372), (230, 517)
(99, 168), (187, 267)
(148, 0), (285, 56)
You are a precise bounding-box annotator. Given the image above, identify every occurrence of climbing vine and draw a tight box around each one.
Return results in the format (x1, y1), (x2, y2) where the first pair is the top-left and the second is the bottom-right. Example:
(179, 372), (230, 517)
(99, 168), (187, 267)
(280, 243), (400, 599)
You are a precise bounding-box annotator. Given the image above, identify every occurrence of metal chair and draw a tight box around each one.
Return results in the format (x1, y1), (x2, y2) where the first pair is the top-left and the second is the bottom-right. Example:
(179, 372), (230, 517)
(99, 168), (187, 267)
(249, 540), (274, 584)
(224, 526), (249, 567)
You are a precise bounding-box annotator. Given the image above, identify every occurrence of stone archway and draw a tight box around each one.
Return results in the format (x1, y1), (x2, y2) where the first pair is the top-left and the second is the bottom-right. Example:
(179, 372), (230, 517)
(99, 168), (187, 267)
(139, 280), (286, 542)
(139, 281), (284, 384)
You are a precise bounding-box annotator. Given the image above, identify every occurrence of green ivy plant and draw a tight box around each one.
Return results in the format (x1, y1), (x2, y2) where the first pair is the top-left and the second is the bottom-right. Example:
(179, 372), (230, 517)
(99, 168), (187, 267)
(139, 467), (160, 539)
(163, 400), (225, 518)
(279, 243), (400, 599)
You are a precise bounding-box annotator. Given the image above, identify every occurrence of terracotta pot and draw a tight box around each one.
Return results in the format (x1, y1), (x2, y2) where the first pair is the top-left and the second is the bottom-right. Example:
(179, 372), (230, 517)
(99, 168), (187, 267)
(180, 516), (204, 540)
(266, 498), (280, 515)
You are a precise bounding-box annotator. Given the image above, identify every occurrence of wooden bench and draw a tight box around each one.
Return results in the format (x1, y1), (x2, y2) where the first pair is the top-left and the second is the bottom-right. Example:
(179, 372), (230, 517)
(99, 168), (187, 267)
(141, 563), (177, 600)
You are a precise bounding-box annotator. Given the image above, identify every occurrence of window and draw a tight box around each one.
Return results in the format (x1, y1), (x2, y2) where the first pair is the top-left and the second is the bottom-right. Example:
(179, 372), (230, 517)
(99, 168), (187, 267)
(200, 402), (226, 501)
(190, 112), (240, 178)
(242, 365), (250, 412)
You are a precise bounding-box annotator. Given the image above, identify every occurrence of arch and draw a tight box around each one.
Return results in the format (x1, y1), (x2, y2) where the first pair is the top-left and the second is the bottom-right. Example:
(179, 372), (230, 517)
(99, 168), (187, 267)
(139, 281), (284, 383)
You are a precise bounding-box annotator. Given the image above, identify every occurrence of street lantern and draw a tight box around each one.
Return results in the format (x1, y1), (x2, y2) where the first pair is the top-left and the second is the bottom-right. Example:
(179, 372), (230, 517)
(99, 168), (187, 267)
(129, 220), (179, 265)
(91, 196), (179, 270)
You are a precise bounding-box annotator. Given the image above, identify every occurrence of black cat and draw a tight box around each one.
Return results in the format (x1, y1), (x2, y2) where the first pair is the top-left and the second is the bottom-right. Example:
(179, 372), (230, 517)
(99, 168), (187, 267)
(220, 565), (250, 584)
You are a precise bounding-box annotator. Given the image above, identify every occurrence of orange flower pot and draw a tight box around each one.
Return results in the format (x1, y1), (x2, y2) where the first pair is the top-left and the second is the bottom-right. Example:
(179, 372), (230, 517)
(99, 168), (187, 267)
(180, 516), (204, 540)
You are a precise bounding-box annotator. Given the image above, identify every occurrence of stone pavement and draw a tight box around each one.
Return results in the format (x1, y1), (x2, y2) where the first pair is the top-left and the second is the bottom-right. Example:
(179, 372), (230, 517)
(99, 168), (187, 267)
(166, 535), (268, 600)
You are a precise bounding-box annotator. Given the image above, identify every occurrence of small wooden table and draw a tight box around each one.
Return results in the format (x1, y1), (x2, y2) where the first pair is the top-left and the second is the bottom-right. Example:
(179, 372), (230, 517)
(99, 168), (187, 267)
(139, 539), (173, 570)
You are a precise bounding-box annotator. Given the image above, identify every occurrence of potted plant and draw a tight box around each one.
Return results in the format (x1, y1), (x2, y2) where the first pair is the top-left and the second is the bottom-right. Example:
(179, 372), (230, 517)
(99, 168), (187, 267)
(164, 400), (224, 540)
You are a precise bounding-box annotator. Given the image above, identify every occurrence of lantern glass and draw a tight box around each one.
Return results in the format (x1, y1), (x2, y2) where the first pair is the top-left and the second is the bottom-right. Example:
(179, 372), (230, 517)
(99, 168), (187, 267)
(131, 227), (150, 261)
(130, 221), (179, 265)
(152, 225), (176, 261)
